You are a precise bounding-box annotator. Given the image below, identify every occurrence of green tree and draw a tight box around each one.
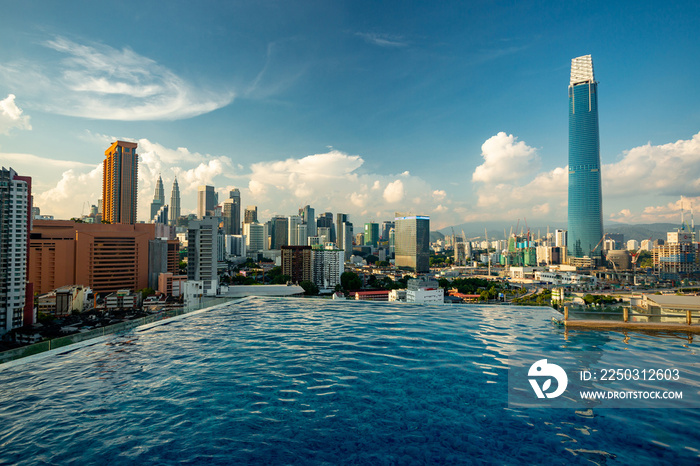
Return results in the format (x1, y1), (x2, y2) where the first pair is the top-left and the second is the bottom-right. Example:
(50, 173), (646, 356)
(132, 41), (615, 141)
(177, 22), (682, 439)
(366, 255), (379, 265)
(139, 287), (155, 298)
(300, 280), (319, 296)
(341, 271), (362, 291)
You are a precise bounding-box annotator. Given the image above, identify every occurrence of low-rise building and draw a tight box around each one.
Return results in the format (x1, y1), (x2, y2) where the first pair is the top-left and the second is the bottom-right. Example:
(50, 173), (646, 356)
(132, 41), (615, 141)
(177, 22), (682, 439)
(388, 289), (406, 302)
(354, 290), (390, 301)
(158, 273), (187, 297)
(105, 290), (139, 311)
(37, 285), (89, 317)
(406, 278), (444, 304)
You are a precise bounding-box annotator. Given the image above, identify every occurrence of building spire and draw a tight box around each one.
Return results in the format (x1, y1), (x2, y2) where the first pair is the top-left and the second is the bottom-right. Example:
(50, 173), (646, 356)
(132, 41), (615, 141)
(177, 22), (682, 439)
(570, 55), (595, 86)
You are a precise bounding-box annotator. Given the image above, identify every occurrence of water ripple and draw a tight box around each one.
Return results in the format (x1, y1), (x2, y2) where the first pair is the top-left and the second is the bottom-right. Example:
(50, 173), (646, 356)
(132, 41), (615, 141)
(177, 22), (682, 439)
(0, 298), (697, 465)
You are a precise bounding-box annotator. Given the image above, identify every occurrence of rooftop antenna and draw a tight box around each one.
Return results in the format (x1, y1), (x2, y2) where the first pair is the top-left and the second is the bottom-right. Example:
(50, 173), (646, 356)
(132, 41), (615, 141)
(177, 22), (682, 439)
(680, 196), (685, 229)
(691, 201), (695, 241)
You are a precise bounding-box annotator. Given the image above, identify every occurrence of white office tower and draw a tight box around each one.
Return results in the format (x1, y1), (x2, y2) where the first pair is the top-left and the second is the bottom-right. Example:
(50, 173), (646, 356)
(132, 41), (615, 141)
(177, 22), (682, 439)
(296, 223), (308, 248)
(288, 215), (302, 245)
(244, 222), (265, 256)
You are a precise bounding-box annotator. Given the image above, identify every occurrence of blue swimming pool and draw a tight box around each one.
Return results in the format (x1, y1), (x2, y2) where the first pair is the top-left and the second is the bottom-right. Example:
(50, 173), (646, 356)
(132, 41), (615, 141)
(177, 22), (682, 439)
(0, 298), (698, 464)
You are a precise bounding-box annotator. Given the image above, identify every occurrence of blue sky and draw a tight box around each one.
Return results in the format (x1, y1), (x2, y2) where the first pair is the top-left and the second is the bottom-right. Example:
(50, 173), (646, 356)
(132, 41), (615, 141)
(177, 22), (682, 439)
(1, 0), (699, 229)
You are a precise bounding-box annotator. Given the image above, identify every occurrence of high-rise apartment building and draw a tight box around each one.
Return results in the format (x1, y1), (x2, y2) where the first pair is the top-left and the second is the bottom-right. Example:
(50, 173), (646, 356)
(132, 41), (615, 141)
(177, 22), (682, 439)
(103, 141), (138, 224)
(394, 215), (430, 273)
(244, 205), (258, 224)
(312, 246), (344, 290)
(568, 55), (603, 258)
(0, 167), (31, 335)
(169, 177), (180, 226)
(281, 245), (312, 284)
(150, 175), (165, 221)
(197, 185), (217, 219)
(187, 216), (219, 295)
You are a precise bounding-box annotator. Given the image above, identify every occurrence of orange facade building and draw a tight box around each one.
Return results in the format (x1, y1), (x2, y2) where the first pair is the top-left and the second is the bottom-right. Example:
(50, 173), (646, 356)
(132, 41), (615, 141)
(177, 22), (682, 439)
(103, 141), (138, 224)
(29, 220), (155, 294)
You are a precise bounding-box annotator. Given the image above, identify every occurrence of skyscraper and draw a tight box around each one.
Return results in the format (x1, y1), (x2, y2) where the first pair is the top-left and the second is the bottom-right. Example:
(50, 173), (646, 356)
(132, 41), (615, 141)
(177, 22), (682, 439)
(244, 206), (258, 224)
(568, 55), (603, 259)
(103, 141), (138, 224)
(300, 205), (316, 237)
(336, 213), (347, 248)
(229, 189), (241, 235)
(394, 215), (430, 273)
(270, 216), (289, 250)
(0, 167), (30, 335)
(317, 212), (335, 243)
(150, 175), (165, 222)
(170, 177), (180, 226)
(222, 191), (241, 236)
(197, 185), (217, 218)
(364, 223), (379, 247)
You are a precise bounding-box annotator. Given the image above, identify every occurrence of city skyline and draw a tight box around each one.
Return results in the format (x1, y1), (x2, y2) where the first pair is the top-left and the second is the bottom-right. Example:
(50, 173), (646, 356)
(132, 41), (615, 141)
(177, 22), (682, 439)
(1, 2), (700, 228)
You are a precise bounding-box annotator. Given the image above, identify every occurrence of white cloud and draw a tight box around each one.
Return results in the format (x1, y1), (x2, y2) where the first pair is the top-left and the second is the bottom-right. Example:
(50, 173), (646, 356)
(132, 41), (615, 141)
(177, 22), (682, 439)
(602, 132), (700, 197)
(432, 189), (447, 201)
(383, 180), (405, 203)
(472, 132), (540, 183)
(0, 37), (234, 121)
(37, 165), (103, 217)
(464, 130), (700, 225)
(0, 94), (31, 134)
(28, 142), (454, 226)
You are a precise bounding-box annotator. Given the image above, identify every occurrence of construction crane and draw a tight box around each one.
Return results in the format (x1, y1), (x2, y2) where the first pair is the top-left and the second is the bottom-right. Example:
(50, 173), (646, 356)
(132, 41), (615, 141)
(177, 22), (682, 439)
(630, 237), (651, 286)
(485, 228), (491, 277)
(591, 233), (608, 255)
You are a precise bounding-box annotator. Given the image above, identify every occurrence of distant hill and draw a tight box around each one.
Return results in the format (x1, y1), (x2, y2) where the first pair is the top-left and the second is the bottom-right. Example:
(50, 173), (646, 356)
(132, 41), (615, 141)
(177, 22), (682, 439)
(437, 221), (566, 241)
(430, 231), (445, 242)
(437, 221), (690, 242)
(603, 223), (685, 242)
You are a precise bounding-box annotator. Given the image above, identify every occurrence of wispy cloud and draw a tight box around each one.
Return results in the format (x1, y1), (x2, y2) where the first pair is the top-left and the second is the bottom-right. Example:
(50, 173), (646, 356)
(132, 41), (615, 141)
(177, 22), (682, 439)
(355, 32), (409, 48)
(0, 37), (234, 121)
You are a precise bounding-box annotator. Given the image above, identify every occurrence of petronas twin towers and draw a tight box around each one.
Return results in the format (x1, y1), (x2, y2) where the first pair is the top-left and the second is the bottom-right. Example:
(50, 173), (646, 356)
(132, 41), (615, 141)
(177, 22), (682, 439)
(150, 175), (181, 226)
(567, 54), (603, 259)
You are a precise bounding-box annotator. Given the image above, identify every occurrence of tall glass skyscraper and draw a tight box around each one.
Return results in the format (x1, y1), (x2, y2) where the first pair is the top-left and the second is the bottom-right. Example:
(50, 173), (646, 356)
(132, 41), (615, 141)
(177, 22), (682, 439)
(568, 55), (603, 258)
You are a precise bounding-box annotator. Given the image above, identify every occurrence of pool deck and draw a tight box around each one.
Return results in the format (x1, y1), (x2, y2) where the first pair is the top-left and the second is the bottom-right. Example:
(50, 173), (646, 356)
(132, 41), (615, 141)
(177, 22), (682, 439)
(565, 319), (700, 333)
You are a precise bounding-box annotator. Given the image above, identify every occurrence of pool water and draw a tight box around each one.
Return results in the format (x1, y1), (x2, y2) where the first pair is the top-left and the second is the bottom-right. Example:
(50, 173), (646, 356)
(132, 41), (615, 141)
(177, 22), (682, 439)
(0, 298), (698, 465)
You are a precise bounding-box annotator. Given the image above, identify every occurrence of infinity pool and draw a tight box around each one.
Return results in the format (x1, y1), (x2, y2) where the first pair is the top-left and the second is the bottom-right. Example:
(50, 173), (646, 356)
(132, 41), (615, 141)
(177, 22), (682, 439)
(0, 298), (698, 464)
